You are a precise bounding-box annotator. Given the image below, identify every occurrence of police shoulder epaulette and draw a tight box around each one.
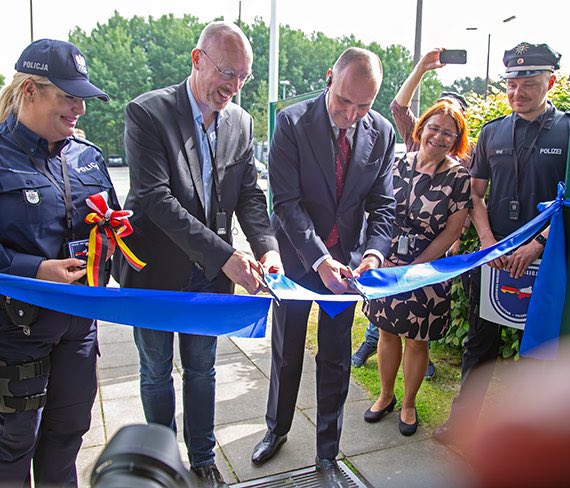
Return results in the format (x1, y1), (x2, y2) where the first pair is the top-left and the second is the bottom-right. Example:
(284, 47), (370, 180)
(70, 136), (103, 154)
(481, 114), (508, 128)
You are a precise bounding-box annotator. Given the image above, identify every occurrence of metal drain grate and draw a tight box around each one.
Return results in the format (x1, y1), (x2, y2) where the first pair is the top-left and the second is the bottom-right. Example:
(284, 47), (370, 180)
(231, 461), (368, 487)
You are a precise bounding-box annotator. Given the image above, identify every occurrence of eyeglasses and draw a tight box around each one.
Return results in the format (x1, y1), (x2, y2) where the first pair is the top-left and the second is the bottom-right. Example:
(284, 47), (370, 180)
(199, 49), (254, 85)
(425, 124), (458, 141)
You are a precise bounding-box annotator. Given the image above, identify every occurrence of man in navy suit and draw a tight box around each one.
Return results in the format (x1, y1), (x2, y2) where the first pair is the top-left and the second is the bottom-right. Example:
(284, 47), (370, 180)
(251, 47), (395, 487)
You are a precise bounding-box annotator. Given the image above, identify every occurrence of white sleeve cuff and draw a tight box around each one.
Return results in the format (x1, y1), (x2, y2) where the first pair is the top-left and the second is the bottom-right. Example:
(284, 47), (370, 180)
(312, 253), (331, 272)
(363, 250), (385, 266)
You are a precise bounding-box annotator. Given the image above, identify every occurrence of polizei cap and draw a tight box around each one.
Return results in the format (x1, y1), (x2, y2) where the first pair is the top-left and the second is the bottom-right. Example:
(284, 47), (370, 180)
(15, 39), (109, 101)
(503, 42), (561, 79)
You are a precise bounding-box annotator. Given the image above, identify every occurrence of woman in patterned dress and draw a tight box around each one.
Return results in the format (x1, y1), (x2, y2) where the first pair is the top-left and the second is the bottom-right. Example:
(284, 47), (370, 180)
(362, 101), (471, 435)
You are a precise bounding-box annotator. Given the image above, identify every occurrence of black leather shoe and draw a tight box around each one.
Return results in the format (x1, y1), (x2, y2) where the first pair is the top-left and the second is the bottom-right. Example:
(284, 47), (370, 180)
(251, 430), (287, 464)
(191, 464), (228, 488)
(399, 408), (418, 436)
(364, 396), (397, 423)
(315, 457), (349, 488)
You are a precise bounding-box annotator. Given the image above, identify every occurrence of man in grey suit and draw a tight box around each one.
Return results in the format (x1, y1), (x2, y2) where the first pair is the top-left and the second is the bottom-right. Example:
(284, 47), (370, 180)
(119, 21), (281, 488)
(251, 48), (395, 487)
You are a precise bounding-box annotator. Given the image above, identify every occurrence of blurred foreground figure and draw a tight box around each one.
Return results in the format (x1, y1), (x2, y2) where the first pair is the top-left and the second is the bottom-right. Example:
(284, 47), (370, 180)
(449, 339), (570, 488)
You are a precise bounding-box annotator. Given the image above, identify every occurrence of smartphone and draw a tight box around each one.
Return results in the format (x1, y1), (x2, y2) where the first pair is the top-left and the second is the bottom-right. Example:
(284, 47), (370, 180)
(440, 49), (467, 65)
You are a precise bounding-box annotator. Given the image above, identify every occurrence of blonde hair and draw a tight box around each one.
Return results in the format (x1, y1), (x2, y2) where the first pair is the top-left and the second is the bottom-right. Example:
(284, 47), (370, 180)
(0, 74), (53, 123)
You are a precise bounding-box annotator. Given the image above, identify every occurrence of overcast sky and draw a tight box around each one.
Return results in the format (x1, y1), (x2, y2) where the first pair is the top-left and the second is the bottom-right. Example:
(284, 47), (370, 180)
(1, 0), (567, 89)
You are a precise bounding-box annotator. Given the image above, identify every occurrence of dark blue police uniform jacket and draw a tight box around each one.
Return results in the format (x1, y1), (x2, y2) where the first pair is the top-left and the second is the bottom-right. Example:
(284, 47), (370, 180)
(0, 113), (118, 276)
(471, 103), (569, 240)
(0, 112), (119, 483)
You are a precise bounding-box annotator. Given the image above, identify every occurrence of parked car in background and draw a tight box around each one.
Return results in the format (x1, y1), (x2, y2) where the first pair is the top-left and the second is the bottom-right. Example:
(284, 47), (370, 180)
(107, 154), (126, 167)
(255, 158), (268, 179)
(395, 142), (406, 158)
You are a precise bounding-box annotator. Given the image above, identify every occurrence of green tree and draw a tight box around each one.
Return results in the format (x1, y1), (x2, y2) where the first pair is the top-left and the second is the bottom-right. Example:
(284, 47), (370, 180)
(70, 12), (153, 158)
(249, 79), (269, 151)
(66, 13), (443, 154)
(136, 14), (205, 87)
(0, 74), (5, 90)
(444, 76), (486, 96)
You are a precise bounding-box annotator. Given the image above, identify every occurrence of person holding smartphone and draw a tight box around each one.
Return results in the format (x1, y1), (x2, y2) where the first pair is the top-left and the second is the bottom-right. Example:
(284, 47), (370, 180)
(352, 48), (473, 374)
(0, 39), (118, 486)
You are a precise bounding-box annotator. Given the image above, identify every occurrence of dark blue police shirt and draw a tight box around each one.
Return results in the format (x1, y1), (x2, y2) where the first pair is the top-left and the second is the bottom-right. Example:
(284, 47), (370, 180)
(471, 103), (569, 240)
(0, 112), (118, 278)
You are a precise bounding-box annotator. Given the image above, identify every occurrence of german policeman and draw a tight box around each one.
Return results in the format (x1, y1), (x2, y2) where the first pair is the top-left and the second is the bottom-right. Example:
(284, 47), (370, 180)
(0, 39), (118, 486)
(434, 42), (568, 445)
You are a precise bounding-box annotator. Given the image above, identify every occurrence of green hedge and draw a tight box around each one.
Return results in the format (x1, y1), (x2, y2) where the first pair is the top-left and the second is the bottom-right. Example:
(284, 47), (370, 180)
(443, 75), (570, 359)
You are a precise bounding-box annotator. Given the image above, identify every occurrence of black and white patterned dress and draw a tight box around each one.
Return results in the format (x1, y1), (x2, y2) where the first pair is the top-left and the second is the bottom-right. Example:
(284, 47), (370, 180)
(363, 155), (472, 341)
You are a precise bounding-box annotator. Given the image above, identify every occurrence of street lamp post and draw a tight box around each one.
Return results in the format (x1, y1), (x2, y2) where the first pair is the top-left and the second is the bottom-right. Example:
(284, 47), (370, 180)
(467, 15), (516, 99)
(279, 80), (290, 100)
(410, 0), (423, 116)
(29, 0), (34, 42)
(235, 1), (242, 107)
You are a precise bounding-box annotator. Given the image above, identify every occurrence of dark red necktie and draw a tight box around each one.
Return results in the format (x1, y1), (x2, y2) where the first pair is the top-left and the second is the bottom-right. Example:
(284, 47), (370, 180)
(325, 128), (351, 248)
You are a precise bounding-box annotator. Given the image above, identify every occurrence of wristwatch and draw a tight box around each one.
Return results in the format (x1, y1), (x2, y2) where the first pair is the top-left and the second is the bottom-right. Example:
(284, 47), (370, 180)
(534, 234), (547, 246)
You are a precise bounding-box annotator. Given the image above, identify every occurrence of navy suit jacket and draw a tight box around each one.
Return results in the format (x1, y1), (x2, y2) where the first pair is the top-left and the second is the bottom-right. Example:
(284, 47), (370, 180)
(118, 80), (278, 293)
(269, 92), (396, 280)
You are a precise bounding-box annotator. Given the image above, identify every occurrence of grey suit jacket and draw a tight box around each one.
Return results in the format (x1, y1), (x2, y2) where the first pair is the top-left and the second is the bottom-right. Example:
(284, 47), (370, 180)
(118, 80), (278, 293)
(269, 92), (395, 280)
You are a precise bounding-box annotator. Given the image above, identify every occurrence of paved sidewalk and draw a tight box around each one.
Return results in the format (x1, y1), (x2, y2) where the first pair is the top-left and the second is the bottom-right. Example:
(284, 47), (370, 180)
(76, 318), (470, 487)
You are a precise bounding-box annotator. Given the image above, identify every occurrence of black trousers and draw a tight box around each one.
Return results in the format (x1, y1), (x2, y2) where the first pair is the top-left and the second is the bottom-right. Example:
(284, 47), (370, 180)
(265, 251), (355, 460)
(0, 309), (97, 488)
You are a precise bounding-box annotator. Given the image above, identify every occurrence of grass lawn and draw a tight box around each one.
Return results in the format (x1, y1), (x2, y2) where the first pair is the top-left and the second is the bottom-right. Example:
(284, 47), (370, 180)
(304, 303), (464, 430)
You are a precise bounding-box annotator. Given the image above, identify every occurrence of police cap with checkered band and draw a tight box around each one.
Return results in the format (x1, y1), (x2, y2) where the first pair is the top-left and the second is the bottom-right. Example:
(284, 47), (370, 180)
(503, 42), (561, 79)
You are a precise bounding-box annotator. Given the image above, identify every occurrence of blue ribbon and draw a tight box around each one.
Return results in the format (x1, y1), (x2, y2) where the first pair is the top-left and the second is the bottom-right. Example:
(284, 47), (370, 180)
(0, 273), (270, 338)
(267, 189), (561, 310)
(358, 191), (561, 301)
(0, 185), (567, 351)
(265, 185), (568, 359)
(520, 183), (569, 359)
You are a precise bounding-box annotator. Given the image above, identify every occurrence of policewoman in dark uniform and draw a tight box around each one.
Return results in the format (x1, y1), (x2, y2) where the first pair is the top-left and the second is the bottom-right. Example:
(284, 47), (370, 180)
(0, 39), (116, 486)
(434, 42), (569, 443)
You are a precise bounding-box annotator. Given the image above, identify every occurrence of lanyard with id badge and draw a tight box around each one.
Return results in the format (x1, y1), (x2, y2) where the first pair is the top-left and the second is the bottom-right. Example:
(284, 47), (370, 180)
(509, 114), (548, 221)
(201, 118), (229, 237)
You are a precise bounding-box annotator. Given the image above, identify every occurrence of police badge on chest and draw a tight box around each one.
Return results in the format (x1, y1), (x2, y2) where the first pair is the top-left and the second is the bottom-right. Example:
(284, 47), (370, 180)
(23, 188), (41, 205)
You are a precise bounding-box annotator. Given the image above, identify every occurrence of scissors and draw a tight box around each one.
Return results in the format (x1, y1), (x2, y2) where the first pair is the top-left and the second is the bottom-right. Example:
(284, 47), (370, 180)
(345, 268), (370, 306)
(256, 262), (281, 306)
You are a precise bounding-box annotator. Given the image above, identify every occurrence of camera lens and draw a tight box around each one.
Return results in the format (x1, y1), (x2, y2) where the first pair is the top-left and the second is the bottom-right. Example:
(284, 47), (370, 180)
(91, 424), (192, 488)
